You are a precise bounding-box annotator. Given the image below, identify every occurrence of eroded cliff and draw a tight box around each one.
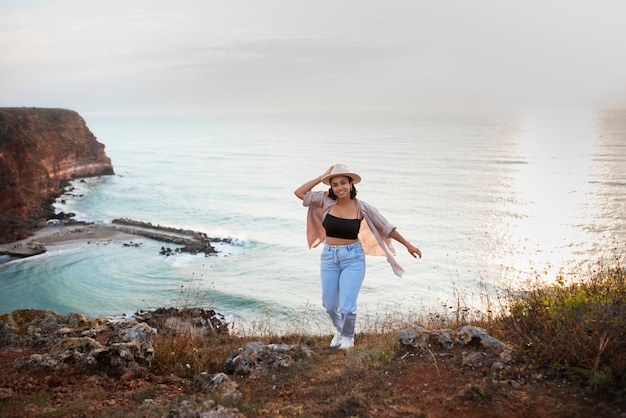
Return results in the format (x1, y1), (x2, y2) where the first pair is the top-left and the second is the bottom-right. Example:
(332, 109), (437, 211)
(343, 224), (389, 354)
(0, 108), (114, 242)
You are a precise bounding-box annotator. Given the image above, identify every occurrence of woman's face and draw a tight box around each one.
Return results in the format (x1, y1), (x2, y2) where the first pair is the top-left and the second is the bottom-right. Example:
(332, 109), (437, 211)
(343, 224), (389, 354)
(330, 175), (352, 199)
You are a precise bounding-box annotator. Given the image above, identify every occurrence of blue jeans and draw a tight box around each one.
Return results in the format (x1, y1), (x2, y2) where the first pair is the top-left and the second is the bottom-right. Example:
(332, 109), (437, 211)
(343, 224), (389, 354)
(320, 242), (366, 338)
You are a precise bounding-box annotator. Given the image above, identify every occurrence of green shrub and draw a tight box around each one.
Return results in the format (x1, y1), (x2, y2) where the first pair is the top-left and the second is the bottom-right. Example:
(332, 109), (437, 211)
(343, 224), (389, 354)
(502, 260), (626, 397)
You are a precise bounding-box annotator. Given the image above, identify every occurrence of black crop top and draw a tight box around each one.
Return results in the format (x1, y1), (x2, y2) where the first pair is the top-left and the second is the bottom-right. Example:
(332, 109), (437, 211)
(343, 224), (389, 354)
(323, 214), (361, 240)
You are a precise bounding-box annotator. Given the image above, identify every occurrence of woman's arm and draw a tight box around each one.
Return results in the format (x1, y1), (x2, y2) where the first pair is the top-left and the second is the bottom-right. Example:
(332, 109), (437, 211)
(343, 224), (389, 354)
(294, 166), (333, 200)
(389, 229), (422, 259)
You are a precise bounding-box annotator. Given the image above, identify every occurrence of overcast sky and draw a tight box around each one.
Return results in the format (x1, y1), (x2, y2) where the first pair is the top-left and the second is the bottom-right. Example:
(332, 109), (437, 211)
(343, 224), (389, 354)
(2, 0), (626, 114)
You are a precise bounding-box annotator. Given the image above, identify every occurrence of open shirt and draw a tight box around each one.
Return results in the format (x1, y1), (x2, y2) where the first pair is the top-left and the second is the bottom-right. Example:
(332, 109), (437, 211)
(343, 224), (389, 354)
(302, 190), (404, 277)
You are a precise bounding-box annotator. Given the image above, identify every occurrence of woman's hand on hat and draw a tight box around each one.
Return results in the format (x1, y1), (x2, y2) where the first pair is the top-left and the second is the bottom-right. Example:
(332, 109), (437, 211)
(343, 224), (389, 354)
(296, 166), (335, 199)
(320, 165), (334, 182)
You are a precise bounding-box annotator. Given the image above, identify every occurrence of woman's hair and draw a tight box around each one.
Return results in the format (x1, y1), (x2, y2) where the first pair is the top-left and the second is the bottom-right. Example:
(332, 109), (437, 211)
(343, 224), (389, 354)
(328, 176), (358, 200)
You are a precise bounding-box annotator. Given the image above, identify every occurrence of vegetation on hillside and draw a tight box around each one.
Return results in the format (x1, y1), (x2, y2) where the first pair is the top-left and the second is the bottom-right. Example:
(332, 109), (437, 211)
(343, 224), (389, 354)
(1, 247), (624, 417)
(146, 246), (626, 415)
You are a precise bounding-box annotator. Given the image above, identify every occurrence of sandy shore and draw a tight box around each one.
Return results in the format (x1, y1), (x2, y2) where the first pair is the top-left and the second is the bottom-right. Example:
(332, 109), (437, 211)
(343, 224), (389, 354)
(0, 224), (136, 257)
(0, 220), (225, 258)
(35, 224), (137, 246)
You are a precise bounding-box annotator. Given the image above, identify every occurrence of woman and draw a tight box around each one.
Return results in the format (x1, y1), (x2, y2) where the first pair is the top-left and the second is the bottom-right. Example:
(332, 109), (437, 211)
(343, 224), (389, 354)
(295, 164), (421, 350)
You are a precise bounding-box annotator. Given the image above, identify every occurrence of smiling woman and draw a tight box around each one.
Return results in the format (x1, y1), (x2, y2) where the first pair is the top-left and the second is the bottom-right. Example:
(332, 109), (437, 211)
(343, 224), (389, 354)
(294, 164), (422, 350)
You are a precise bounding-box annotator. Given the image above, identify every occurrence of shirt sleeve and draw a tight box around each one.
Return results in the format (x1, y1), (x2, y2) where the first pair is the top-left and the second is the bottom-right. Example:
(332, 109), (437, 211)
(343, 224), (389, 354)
(363, 201), (397, 238)
(303, 191), (327, 248)
(358, 200), (404, 277)
(302, 190), (326, 208)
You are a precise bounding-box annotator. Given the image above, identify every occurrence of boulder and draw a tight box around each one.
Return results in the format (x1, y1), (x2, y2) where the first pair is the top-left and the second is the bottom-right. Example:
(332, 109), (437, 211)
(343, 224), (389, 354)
(456, 326), (506, 354)
(162, 396), (246, 418)
(1, 309), (157, 377)
(134, 307), (229, 336)
(0, 309), (105, 348)
(397, 325), (508, 354)
(397, 325), (518, 382)
(223, 342), (313, 376)
(95, 323), (157, 376)
(193, 372), (242, 401)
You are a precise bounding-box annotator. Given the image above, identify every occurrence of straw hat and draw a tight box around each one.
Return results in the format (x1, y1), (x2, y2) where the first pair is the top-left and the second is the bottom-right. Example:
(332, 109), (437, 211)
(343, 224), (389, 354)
(321, 164), (362, 185)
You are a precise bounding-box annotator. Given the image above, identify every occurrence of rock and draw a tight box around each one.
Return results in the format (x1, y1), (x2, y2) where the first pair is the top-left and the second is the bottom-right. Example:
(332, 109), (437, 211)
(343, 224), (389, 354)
(0, 387), (14, 400)
(455, 326), (507, 354)
(492, 379), (523, 390)
(95, 323), (157, 376)
(1, 309), (158, 377)
(134, 307), (229, 336)
(397, 325), (508, 354)
(457, 383), (482, 400)
(51, 336), (104, 365)
(461, 351), (485, 368)
(0, 107), (114, 243)
(114, 218), (231, 257)
(490, 361), (506, 376)
(13, 337), (103, 370)
(397, 326), (429, 348)
(430, 329), (455, 349)
(163, 395), (246, 418)
(499, 346), (516, 363)
(0, 309), (105, 348)
(193, 372), (242, 401)
(13, 353), (60, 370)
(223, 342), (313, 376)
(398, 324), (520, 385)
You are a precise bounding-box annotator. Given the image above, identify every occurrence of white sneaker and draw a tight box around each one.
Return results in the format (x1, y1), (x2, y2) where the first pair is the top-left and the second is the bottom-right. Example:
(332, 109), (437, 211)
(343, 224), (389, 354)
(338, 336), (354, 350)
(330, 331), (342, 347)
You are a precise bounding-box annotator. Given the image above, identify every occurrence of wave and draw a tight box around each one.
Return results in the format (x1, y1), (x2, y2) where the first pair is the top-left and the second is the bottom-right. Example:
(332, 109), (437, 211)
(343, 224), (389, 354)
(588, 180), (626, 188)
(0, 245), (81, 267)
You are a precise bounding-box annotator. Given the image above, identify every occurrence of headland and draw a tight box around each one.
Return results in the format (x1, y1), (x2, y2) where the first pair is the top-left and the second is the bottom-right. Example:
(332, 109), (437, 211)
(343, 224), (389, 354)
(0, 107), (114, 243)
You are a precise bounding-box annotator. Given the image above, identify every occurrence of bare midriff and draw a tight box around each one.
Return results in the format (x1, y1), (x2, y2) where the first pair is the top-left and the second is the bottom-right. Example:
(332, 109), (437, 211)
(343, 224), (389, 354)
(325, 237), (359, 246)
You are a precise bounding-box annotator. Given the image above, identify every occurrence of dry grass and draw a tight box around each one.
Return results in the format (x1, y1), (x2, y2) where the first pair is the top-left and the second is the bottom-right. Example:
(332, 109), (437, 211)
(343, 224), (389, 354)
(2, 250), (626, 417)
(493, 257), (626, 398)
(138, 249), (626, 417)
(151, 248), (626, 401)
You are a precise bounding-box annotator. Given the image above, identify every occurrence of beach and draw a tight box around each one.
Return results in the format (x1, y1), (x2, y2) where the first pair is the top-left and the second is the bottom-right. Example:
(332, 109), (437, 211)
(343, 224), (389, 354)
(0, 224), (136, 257)
(0, 219), (226, 258)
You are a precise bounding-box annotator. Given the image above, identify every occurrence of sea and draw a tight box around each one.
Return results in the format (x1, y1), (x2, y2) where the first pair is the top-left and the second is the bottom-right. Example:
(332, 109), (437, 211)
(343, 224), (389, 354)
(1, 108), (625, 334)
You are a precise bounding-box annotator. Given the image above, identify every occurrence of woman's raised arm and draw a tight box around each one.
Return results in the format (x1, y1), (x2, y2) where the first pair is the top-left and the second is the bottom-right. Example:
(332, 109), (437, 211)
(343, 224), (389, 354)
(294, 166), (333, 200)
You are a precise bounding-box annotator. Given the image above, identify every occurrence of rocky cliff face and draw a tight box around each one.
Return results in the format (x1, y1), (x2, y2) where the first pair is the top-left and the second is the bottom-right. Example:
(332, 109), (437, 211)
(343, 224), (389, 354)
(0, 108), (114, 243)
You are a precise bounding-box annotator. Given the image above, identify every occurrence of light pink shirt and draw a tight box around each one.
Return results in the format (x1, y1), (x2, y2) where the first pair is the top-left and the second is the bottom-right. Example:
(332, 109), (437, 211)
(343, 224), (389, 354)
(302, 190), (404, 277)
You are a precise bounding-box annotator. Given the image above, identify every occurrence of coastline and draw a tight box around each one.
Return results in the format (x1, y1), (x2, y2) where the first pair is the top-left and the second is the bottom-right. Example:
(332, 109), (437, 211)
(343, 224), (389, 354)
(0, 224), (136, 258)
(0, 219), (231, 259)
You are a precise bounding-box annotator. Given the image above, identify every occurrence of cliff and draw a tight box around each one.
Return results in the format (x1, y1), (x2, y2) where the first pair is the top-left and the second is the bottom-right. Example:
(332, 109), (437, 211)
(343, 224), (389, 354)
(0, 108), (114, 243)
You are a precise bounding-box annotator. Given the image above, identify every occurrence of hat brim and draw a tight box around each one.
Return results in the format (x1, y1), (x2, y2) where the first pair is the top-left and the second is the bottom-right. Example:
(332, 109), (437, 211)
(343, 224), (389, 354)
(321, 172), (361, 185)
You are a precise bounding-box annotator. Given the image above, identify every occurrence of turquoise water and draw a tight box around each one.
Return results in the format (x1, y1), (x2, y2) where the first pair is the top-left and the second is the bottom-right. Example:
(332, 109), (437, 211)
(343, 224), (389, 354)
(1, 109), (625, 333)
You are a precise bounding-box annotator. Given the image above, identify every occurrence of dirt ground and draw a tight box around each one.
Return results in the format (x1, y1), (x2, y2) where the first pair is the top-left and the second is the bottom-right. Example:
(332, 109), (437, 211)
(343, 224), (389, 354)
(1, 336), (623, 418)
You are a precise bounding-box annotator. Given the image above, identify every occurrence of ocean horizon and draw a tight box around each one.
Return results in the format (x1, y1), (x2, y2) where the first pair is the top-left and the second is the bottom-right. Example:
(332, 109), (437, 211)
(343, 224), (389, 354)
(1, 108), (624, 334)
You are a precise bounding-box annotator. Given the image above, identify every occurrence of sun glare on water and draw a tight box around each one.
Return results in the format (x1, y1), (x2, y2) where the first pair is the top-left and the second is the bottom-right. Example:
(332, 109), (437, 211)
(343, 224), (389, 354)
(498, 108), (601, 282)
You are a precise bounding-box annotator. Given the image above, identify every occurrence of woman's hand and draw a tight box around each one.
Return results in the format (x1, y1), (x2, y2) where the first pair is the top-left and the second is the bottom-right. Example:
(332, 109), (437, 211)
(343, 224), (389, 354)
(294, 165), (335, 200)
(321, 165), (334, 181)
(406, 243), (422, 259)
(390, 229), (422, 259)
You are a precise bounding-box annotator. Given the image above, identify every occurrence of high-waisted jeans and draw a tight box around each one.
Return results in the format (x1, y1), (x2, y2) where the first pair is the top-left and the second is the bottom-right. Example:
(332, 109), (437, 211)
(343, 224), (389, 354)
(320, 242), (366, 338)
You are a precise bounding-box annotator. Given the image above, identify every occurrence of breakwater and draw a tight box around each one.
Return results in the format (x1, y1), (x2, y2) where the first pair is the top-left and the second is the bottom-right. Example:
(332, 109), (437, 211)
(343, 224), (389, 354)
(110, 218), (233, 256)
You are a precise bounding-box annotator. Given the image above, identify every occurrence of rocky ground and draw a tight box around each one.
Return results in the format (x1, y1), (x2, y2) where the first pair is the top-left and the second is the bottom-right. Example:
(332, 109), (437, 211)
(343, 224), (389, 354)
(0, 309), (623, 418)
